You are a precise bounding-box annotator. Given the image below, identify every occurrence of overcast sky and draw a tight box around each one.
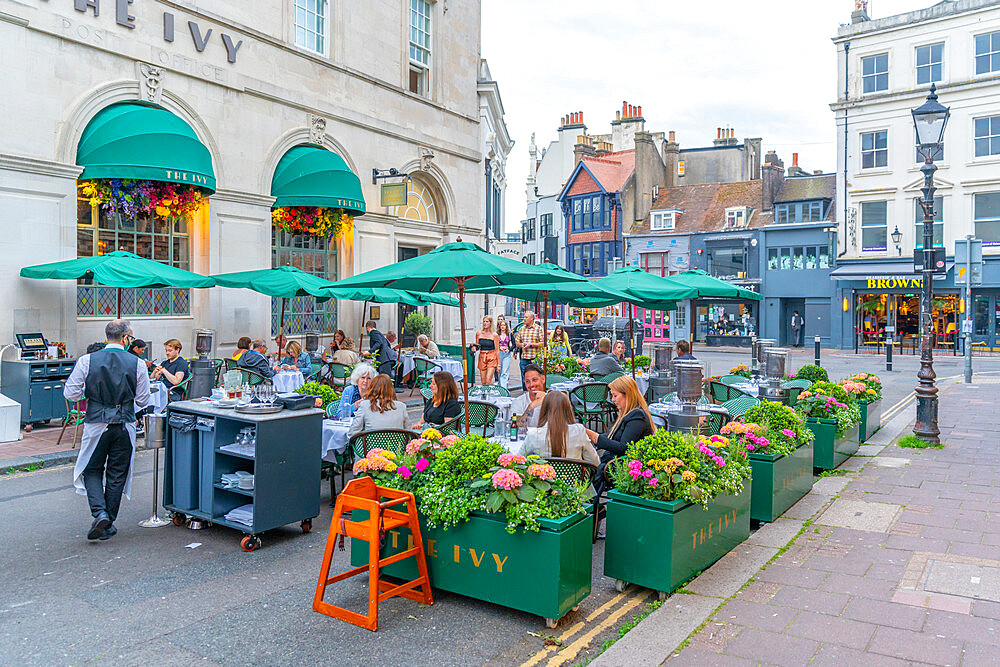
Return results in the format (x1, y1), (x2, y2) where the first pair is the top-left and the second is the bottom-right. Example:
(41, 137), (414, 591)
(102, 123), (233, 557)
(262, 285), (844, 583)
(481, 0), (932, 234)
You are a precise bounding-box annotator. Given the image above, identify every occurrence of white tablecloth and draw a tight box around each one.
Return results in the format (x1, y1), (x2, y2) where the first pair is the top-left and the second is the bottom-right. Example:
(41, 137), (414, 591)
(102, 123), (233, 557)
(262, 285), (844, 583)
(462, 394), (513, 422)
(730, 381), (763, 397)
(550, 374), (650, 397)
(400, 354), (463, 381)
(322, 418), (352, 462)
(147, 383), (169, 415)
(272, 370), (305, 393)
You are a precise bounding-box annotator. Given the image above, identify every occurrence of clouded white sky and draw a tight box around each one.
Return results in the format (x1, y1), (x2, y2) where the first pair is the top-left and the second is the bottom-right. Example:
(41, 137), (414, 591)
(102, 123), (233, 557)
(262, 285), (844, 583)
(481, 0), (932, 234)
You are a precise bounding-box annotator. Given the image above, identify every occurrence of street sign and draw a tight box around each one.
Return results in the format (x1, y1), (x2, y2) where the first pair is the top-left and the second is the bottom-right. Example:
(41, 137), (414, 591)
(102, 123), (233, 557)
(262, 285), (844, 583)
(380, 182), (408, 207)
(913, 248), (946, 274)
(955, 238), (983, 286)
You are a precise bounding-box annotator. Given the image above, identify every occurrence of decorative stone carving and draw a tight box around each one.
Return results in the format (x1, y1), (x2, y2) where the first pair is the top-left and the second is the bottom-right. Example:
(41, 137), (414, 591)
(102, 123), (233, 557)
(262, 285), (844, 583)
(419, 147), (435, 171)
(135, 62), (164, 104)
(309, 114), (327, 144)
(847, 206), (858, 249)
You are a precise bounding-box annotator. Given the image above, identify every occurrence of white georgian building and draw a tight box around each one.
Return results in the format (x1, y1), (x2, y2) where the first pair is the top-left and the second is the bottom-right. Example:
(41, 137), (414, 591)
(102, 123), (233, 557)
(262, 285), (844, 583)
(0, 0), (488, 355)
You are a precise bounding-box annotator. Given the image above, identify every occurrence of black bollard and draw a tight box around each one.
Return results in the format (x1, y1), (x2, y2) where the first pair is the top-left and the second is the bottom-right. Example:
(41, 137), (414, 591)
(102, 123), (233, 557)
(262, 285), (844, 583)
(813, 336), (821, 367)
(886, 334), (893, 372)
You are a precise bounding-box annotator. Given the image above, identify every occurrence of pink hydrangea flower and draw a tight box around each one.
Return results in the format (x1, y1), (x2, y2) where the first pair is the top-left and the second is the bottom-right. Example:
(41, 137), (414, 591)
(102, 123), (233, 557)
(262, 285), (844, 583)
(440, 434), (460, 446)
(415, 458), (429, 472)
(491, 468), (524, 490)
(497, 453), (526, 466)
(527, 463), (556, 480)
(397, 466), (412, 480)
(405, 438), (427, 454)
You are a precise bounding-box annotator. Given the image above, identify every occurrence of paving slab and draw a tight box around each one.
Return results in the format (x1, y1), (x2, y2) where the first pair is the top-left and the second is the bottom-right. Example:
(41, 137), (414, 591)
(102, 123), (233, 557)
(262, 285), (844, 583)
(816, 498), (902, 533)
(811, 476), (852, 495)
(871, 456), (911, 468)
(782, 492), (833, 521)
(684, 544), (778, 599)
(855, 444), (886, 456)
(591, 593), (721, 667)
(745, 517), (804, 549)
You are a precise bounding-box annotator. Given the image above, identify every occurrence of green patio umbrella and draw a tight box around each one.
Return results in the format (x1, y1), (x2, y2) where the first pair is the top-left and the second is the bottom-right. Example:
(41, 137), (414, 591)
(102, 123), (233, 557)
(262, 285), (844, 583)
(210, 265), (335, 344)
(584, 266), (697, 379)
(318, 286), (461, 348)
(669, 269), (762, 301)
(326, 240), (587, 432)
(465, 263), (642, 375)
(20, 250), (215, 318)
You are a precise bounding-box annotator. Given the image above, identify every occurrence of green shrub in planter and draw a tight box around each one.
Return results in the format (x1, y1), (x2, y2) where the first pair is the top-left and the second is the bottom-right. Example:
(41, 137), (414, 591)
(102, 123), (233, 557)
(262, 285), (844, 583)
(794, 364), (828, 383)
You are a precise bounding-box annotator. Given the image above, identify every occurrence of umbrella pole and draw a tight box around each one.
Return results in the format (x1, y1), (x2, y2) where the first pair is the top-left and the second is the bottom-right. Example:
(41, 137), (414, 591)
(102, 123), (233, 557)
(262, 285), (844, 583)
(542, 294), (549, 377)
(630, 301), (636, 381)
(116, 287), (121, 319)
(361, 300), (368, 348)
(457, 278), (471, 435)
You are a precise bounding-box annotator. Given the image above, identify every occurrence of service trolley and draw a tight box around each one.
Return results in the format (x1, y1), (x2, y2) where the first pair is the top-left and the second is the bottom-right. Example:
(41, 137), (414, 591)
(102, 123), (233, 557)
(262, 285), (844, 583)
(163, 400), (322, 551)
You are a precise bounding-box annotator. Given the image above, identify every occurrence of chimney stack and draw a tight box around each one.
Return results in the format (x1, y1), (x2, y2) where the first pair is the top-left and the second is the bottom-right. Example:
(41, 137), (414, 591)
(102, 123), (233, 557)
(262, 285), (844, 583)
(787, 151), (807, 177)
(637, 105), (642, 117)
(668, 130), (676, 143)
(792, 152), (799, 167)
(761, 151), (785, 212)
(574, 135), (596, 164)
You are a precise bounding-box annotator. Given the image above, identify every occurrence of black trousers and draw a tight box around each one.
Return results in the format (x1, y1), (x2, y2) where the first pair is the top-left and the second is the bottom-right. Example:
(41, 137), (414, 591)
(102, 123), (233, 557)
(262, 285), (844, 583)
(377, 360), (395, 378)
(83, 423), (132, 521)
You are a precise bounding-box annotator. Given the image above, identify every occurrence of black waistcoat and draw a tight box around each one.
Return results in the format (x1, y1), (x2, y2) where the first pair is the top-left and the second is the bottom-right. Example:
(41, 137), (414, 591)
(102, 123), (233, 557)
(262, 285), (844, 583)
(84, 347), (138, 424)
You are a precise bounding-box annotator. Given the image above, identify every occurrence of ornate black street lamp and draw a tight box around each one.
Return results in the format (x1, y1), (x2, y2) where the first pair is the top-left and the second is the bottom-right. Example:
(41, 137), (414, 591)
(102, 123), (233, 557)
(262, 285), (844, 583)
(911, 83), (950, 443)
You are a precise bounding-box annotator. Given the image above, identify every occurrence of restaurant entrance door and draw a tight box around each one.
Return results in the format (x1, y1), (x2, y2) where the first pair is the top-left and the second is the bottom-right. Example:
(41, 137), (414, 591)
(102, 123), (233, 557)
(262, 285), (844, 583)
(398, 246), (419, 346)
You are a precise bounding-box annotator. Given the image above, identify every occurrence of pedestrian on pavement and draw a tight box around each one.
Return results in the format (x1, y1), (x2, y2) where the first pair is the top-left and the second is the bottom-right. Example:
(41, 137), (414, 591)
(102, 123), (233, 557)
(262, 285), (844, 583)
(791, 310), (805, 347)
(496, 315), (513, 389)
(63, 319), (151, 541)
(514, 310), (545, 391)
(365, 320), (398, 377)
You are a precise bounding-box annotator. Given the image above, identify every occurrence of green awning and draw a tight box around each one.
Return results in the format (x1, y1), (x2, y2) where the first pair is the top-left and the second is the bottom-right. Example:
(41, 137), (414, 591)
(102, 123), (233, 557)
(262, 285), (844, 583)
(76, 101), (216, 193)
(270, 144), (366, 215)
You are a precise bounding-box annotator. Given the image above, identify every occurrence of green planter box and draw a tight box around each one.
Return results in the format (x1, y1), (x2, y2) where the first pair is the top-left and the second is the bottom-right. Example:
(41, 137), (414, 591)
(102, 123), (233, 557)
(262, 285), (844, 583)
(806, 418), (860, 470)
(603, 485), (750, 595)
(859, 398), (882, 442)
(749, 445), (814, 522)
(350, 509), (592, 622)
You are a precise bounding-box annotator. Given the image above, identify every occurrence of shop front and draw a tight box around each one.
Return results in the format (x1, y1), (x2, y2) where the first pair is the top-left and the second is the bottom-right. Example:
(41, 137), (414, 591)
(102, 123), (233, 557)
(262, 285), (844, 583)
(694, 298), (758, 347)
(831, 261), (960, 354)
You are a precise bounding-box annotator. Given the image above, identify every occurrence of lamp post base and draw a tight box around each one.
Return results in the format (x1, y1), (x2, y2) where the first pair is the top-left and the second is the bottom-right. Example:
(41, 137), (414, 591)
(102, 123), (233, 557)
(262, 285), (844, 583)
(913, 361), (940, 443)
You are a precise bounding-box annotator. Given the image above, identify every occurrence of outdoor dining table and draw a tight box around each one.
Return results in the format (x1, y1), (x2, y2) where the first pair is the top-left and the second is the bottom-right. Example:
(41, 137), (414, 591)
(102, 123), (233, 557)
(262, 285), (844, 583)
(550, 374), (651, 397)
(321, 417), (352, 462)
(461, 393), (514, 422)
(147, 383), (169, 415)
(400, 353), (464, 380)
(272, 369), (306, 393)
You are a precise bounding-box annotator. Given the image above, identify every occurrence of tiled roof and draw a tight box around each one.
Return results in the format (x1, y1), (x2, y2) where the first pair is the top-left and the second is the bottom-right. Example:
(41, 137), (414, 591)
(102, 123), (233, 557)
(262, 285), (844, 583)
(774, 173), (835, 203)
(633, 180), (771, 234)
(581, 150), (635, 193)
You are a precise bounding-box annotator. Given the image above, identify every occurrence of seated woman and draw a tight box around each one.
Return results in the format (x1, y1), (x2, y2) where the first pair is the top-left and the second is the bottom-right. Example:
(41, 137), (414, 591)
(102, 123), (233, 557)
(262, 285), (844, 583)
(231, 337), (251, 361)
(331, 337), (361, 366)
(549, 324), (571, 358)
(583, 375), (655, 458)
(347, 374), (410, 438)
(415, 371), (461, 428)
(525, 391), (600, 466)
(336, 363), (376, 419)
(279, 340), (313, 377)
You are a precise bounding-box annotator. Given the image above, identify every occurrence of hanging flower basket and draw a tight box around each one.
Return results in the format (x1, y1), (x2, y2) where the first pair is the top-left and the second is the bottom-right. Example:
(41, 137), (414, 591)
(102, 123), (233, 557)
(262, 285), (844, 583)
(271, 206), (353, 238)
(79, 179), (206, 218)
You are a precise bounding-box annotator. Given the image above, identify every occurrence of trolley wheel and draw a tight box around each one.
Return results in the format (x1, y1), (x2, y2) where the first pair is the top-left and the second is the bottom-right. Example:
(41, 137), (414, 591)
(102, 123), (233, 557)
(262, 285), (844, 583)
(23, 424), (32, 433)
(657, 590), (669, 601)
(572, 604), (581, 612)
(171, 513), (187, 527)
(300, 518), (313, 533)
(240, 535), (262, 552)
(544, 617), (558, 629)
(614, 579), (627, 593)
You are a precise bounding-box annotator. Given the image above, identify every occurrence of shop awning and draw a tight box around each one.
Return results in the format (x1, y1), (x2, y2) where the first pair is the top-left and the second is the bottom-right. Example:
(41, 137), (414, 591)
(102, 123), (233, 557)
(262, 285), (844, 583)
(270, 144), (366, 215)
(830, 261), (953, 281)
(76, 101), (216, 193)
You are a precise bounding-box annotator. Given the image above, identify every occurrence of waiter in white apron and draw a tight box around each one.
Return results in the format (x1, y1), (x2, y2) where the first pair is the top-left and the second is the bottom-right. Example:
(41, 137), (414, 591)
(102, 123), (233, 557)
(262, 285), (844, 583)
(64, 319), (150, 540)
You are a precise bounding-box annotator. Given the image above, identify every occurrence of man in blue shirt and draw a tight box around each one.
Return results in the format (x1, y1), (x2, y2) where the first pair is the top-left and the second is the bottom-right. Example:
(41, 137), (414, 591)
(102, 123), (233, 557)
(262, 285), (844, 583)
(237, 339), (276, 379)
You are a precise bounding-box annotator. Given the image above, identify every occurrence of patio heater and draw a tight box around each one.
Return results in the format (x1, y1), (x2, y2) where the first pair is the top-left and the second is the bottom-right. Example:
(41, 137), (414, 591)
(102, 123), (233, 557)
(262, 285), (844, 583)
(751, 338), (776, 381)
(188, 328), (216, 399)
(647, 342), (676, 402)
(304, 330), (322, 364)
(666, 361), (710, 435)
(758, 347), (790, 405)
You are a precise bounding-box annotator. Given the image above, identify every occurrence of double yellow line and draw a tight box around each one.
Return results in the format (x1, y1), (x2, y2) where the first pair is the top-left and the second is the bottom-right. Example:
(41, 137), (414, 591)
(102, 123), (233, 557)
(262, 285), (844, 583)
(520, 589), (653, 667)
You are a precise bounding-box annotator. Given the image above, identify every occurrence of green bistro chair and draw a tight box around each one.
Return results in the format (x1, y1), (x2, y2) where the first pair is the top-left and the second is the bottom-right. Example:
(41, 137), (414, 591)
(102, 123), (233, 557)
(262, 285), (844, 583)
(472, 384), (510, 397)
(545, 374), (570, 388)
(324, 362), (351, 390)
(706, 406), (732, 436)
(211, 358), (225, 386)
(594, 371), (625, 384)
(411, 357), (441, 397)
(439, 412), (465, 436)
(465, 400), (499, 437)
(721, 394), (760, 419)
(650, 413), (668, 431)
(224, 358), (240, 372)
(569, 382), (614, 431)
(325, 401), (341, 419)
(348, 429), (417, 460)
(719, 374), (749, 386)
(237, 368), (269, 387)
(545, 457), (601, 543)
(57, 399), (86, 448)
(170, 376), (192, 401)
(781, 379), (812, 407)
(420, 386), (433, 402)
(707, 380), (737, 404)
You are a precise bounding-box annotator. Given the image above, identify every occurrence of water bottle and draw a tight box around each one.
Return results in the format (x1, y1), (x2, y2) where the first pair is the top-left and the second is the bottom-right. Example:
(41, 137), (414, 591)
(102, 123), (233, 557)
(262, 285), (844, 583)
(509, 413), (518, 441)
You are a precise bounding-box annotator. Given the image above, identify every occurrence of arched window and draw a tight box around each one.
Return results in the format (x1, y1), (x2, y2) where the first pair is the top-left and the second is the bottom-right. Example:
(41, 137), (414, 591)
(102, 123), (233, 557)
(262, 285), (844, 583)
(397, 179), (438, 222)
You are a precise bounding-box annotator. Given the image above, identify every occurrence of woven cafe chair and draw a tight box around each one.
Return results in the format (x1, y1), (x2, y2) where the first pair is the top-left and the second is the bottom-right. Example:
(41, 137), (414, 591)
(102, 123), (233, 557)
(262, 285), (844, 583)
(545, 457), (601, 543)
(57, 399), (86, 448)
(781, 378), (812, 407)
(439, 413), (465, 436)
(473, 384), (510, 397)
(650, 413), (668, 431)
(707, 380), (740, 404)
(348, 429), (418, 460)
(224, 358), (240, 372)
(411, 357), (441, 397)
(325, 402), (341, 419)
(465, 400), (499, 437)
(719, 374), (748, 386)
(237, 368), (269, 387)
(569, 382), (614, 431)
(420, 387), (433, 402)
(595, 371), (625, 384)
(322, 362), (350, 390)
(706, 406), (732, 436)
(545, 374), (570, 388)
(721, 395), (760, 419)
(211, 358), (225, 386)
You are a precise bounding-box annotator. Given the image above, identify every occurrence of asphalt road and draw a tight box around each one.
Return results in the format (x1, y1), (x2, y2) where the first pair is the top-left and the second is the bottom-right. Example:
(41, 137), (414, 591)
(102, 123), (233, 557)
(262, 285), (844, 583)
(1, 349), (995, 666)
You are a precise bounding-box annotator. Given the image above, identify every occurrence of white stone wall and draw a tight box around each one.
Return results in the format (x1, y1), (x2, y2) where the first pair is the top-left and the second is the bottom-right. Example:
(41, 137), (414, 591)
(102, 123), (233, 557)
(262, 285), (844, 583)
(0, 1), (486, 356)
(832, 1), (1000, 260)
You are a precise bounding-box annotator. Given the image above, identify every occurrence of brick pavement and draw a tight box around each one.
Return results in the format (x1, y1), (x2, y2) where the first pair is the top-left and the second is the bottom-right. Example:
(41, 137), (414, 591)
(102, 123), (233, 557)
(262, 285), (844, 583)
(665, 379), (1000, 666)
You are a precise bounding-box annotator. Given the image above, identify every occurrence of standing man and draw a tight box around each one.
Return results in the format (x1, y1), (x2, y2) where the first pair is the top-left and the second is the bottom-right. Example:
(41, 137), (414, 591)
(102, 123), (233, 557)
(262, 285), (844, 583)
(64, 319), (150, 541)
(365, 320), (398, 377)
(791, 310), (805, 347)
(514, 310), (545, 391)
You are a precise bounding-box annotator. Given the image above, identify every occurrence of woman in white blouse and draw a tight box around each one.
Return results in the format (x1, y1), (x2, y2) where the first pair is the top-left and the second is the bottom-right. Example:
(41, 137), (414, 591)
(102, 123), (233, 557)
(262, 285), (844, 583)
(524, 391), (600, 466)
